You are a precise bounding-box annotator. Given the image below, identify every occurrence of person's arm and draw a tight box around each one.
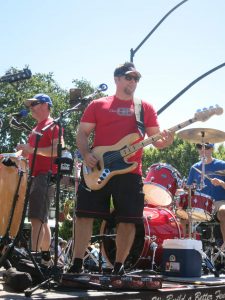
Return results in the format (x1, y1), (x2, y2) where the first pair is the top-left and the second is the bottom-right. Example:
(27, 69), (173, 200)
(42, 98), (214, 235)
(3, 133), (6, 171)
(17, 138), (64, 157)
(76, 122), (98, 168)
(211, 178), (225, 189)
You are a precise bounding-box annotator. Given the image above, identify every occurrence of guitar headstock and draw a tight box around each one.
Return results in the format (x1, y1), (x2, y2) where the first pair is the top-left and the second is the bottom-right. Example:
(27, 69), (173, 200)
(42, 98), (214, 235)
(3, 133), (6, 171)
(195, 105), (223, 122)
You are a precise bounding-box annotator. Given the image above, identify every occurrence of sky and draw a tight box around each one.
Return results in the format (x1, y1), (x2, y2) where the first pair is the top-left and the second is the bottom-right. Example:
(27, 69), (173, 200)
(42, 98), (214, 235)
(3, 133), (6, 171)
(1, 0), (225, 146)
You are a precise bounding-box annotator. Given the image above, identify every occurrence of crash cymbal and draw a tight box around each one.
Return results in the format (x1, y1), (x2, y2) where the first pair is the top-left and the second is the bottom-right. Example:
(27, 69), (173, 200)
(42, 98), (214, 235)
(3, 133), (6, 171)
(177, 128), (225, 143)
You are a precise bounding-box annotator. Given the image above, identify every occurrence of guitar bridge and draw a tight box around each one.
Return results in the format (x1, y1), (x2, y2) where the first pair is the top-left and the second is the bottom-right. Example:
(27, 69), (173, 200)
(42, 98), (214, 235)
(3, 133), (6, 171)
(98, 168), (110, 184)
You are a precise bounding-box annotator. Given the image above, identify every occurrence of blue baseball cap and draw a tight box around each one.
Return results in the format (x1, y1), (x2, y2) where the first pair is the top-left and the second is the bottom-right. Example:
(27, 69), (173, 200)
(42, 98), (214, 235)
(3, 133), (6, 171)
(25, 93), (53, 107)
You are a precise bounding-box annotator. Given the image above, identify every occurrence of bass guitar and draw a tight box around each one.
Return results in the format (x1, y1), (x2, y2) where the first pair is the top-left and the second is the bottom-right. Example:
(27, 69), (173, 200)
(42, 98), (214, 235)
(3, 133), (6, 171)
(83, 105), (223, 190)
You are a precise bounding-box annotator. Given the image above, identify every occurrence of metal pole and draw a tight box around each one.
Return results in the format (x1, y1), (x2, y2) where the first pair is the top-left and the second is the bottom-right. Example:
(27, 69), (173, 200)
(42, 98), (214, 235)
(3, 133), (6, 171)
(130, 0), (188, 62)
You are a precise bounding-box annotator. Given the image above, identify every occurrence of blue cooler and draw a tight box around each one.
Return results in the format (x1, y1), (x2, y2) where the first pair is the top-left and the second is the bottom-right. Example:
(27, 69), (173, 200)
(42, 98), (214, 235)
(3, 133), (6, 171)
(162, 239), (202, 277)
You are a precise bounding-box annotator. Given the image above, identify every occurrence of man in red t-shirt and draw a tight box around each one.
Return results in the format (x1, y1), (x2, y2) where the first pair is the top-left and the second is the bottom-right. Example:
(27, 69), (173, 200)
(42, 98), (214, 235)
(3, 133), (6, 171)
(69, 62), (174, 275)
(17, 93), (64, 267)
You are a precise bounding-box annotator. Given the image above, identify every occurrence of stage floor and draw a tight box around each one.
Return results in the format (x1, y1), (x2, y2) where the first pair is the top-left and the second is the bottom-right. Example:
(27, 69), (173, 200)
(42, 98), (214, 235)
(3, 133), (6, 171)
(1, 267), (225, 300)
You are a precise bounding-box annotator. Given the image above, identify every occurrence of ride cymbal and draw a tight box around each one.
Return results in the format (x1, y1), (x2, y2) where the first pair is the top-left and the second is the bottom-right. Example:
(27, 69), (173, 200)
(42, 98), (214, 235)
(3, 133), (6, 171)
(177, 128), (225, 143)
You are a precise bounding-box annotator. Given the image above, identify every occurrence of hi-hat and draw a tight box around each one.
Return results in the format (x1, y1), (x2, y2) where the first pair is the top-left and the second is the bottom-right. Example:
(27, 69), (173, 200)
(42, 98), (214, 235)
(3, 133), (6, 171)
(177, 128), (225, 143)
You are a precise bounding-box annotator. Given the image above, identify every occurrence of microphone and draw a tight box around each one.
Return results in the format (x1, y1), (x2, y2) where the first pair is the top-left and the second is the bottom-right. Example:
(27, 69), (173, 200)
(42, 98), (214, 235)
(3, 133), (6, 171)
(82, 83), (108, 101)
(66, 83), (108, 114)
(97, 83), (108, 92)
(10, 109), (29, 121)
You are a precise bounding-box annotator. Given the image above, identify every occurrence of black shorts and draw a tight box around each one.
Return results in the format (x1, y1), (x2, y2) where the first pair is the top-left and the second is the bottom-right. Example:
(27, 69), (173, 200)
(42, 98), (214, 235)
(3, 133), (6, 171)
(75, 173), (144, 224)
(28, 173), (55, 223)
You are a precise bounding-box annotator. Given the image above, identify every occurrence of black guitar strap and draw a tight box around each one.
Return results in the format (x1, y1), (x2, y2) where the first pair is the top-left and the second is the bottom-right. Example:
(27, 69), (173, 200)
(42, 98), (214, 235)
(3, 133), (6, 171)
(134, 97), (145, 137)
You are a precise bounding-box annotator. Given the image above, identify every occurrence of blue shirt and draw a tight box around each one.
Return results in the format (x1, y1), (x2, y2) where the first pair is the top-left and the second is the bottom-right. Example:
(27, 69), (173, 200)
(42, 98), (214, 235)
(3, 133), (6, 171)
(187, 159), (225, 201)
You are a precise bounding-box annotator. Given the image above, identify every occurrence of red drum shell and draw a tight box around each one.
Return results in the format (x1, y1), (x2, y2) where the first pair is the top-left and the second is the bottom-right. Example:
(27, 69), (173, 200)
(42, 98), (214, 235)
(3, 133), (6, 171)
(176, 192), (214, 221)
(143, 163), (181, 207)
(100, 207), (183, 269)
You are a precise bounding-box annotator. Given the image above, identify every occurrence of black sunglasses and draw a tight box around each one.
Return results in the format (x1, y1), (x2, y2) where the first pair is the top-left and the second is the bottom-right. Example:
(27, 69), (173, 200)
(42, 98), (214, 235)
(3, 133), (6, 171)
(124, 74), (140, 83)
(29, 101), (42, 107)
(196, 144), (213, 150)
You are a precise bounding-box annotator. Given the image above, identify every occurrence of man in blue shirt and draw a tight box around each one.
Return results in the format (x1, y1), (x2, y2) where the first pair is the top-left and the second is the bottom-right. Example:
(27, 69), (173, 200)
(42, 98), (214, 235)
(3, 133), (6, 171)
(187, 143), (225, 249)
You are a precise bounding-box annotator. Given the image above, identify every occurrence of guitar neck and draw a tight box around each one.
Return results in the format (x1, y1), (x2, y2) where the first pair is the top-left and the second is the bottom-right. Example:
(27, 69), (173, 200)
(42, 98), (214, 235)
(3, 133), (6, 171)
(120, 116), (197, 157)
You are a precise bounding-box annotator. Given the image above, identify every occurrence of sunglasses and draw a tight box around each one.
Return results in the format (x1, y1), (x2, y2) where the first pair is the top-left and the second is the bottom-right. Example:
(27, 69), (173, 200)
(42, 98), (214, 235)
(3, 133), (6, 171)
(29, 101), (42, 107)
(124, 74), (140, 83)
(196, 144), (213, 150)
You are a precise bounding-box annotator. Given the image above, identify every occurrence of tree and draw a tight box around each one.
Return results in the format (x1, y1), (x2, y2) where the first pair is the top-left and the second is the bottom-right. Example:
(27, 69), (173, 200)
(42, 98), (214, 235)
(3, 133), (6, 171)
(143, 135), (200, 179)
(0, 68), (104, 153)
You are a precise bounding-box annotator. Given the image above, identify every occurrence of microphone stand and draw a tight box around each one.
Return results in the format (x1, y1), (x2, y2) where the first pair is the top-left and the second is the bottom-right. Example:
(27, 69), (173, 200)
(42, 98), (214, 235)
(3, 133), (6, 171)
(24, 102), (83, 296)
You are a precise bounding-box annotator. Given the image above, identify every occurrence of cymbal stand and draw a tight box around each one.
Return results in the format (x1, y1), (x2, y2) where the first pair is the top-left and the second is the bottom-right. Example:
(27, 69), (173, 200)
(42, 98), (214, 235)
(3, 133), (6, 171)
(199, 134), (207, 190)
(187, 186), (194, 239)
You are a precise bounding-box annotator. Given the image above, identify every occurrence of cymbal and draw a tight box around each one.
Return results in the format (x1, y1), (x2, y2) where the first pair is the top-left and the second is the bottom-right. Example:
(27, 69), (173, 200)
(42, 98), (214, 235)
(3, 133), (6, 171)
(177, 128), (225, 143)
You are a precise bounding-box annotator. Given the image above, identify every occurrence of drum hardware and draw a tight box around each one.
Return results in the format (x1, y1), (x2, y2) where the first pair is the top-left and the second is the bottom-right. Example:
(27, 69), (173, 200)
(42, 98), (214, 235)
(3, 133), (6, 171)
(199, 221), (225, 267)
(149, 242), (158, 271)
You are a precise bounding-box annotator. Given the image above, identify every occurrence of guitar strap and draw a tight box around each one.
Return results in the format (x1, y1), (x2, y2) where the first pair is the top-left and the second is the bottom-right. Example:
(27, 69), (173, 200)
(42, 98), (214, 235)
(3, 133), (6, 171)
(134, 97), (145, 137)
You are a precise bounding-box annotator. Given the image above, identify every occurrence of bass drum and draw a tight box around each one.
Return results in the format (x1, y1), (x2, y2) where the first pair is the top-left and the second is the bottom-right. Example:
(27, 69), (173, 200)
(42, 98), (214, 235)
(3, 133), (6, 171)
(100, 207), (183, 270)
(0, 154), (27, 239)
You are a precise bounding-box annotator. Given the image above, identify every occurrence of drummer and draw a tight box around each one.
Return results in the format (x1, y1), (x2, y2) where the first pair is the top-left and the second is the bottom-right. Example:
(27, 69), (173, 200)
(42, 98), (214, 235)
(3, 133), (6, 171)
(187, 143), (225, 249)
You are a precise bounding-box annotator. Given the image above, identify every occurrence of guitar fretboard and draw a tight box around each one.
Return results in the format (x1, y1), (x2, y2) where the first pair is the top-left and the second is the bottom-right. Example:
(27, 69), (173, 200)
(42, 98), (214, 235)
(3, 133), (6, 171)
(120, 117), (196, 157)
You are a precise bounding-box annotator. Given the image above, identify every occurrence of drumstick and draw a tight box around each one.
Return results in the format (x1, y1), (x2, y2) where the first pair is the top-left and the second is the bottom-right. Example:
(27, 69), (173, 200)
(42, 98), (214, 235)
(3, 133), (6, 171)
(192, 166), (212, 182)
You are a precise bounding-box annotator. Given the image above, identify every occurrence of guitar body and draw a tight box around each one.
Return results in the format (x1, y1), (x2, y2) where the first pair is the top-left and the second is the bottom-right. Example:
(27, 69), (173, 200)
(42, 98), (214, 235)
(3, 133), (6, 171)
(83, 133), (140, 190)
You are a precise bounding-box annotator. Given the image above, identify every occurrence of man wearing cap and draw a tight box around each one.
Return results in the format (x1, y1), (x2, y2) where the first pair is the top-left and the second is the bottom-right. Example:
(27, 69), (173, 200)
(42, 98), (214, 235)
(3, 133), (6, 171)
(17, 93), (64, 267)
(187, 143), (225, 249)
(68, 62), (174, 275)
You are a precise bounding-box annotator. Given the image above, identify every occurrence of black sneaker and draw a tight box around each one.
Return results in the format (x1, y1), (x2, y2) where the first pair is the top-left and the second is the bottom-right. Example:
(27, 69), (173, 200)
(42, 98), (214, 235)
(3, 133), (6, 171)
(67, 258), (83, 274)
(112, 262), (125, 275)
(67, 264), (83, 274)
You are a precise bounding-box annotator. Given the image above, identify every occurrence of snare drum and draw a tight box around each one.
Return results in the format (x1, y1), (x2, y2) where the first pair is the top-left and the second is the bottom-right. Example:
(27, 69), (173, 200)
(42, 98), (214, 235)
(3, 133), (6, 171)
(176, 191), (214, 221)
(143, 163), (181, 206)
(0, 153), (27, 238)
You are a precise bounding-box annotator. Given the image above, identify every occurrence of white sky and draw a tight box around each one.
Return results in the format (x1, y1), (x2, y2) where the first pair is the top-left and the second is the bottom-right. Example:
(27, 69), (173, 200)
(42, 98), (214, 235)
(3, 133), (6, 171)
(1, 0), (225, 144)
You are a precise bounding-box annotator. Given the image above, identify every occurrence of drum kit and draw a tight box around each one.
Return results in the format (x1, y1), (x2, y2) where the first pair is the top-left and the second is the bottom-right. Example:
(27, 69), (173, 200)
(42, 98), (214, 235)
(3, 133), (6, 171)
(101, 127), (225, 272)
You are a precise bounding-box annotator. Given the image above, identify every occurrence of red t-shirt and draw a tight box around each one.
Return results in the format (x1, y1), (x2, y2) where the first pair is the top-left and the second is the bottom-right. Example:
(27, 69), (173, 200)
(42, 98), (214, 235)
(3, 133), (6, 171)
(28, 118), (59, 176)
(81, 95), (159, 175)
